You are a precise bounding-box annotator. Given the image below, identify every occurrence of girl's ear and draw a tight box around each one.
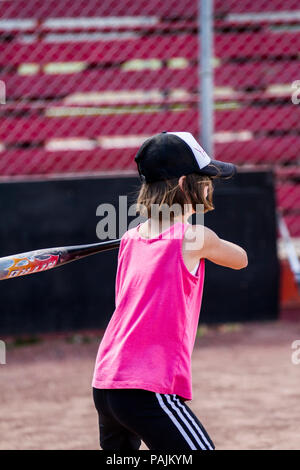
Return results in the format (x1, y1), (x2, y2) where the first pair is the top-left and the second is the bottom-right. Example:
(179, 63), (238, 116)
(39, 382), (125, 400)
(178, 175), (186, 191)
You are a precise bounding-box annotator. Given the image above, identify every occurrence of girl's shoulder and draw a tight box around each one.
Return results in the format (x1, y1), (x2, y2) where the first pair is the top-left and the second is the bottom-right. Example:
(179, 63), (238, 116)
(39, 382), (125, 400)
(183, 224), (217, 254)
(121, 224), (139, 240)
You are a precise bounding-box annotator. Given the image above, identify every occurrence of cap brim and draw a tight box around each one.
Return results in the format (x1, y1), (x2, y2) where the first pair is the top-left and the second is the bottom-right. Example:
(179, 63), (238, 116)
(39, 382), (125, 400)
(200, 159), (237, 178)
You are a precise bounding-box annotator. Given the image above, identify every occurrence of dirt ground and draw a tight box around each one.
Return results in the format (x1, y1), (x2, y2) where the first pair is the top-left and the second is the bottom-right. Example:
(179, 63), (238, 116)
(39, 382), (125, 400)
(0, 320), (299, 450)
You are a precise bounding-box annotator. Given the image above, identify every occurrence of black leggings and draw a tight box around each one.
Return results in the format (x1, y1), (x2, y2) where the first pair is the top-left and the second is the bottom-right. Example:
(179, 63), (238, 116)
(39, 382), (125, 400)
(93, 388), (215, 451)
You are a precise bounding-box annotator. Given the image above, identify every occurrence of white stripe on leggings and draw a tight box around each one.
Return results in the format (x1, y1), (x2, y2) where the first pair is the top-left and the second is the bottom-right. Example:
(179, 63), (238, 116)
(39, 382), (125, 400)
(164, 394), (207, 450)
(155, 393), (197, 450)
(172, 395), (213, 450)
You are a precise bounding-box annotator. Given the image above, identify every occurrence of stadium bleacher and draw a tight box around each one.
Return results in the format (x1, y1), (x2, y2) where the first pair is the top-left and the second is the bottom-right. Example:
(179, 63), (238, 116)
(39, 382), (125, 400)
(0, 0), (299, 239)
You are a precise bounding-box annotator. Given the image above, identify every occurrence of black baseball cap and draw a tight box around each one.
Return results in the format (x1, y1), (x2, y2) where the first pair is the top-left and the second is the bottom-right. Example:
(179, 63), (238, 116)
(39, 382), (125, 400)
(135, 131), (237, 183)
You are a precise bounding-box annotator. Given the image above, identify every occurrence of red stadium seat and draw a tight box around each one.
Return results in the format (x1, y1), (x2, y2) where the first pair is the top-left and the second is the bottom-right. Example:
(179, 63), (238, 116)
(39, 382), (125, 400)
(214, 0), (299, 14)
(0, 148), (136, 176)
(2, 106), (299, 143)
(282, 214), (300, 237)
(3, 60), (299, 100)
(276, 184), (300, 211)
(0, 0), (198, 19)
(3, 68), (198, 100)
(0, 0), (298, 20)
(0, 35), (197, 66)
(214, 137), (300, 164)
(2, 31), (300, 66)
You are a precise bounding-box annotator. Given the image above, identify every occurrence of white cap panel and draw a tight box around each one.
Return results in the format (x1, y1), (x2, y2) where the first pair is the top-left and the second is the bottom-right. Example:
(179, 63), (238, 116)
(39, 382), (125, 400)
(167, 132), (211, 169)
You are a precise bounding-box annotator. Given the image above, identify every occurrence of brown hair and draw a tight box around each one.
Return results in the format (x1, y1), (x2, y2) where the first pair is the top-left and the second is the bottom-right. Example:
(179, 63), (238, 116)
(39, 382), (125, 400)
(135, 173), (218, 221)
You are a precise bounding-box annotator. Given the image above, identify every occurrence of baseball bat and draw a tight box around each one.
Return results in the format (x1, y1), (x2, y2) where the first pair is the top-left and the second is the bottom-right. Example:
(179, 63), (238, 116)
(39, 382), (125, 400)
(0, 238), (121, 281)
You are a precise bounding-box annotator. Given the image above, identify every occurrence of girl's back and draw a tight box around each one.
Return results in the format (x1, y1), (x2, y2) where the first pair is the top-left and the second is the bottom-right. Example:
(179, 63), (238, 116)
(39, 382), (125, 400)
(92, 221), (205, 402)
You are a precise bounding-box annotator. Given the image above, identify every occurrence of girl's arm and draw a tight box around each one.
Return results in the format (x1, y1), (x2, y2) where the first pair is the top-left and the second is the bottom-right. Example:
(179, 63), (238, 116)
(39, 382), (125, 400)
(193, 226), (248, 270)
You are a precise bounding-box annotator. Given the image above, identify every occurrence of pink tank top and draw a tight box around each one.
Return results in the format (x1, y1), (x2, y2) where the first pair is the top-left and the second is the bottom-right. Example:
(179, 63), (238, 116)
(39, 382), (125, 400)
(92, 221), (205, 401)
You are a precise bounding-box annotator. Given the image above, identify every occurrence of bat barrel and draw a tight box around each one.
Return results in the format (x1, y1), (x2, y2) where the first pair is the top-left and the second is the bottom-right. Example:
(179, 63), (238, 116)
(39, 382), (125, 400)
(0, 238), (121, 281)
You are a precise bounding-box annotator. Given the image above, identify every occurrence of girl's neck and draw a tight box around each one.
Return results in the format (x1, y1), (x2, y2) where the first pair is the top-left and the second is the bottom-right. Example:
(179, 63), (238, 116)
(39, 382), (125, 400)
(145, 213), (192, 233)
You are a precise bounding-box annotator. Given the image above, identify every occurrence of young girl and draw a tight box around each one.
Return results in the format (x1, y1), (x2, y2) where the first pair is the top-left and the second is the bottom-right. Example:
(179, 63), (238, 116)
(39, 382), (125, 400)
(92, 132), (248, 451)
